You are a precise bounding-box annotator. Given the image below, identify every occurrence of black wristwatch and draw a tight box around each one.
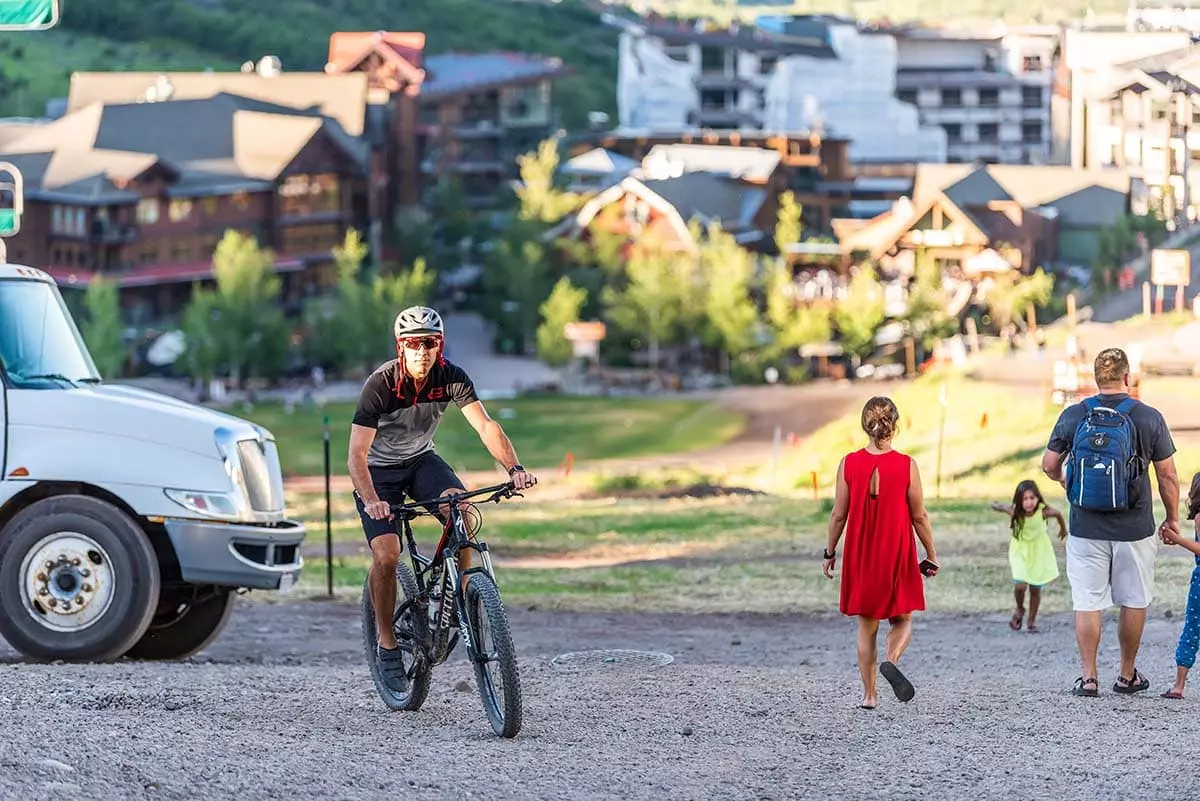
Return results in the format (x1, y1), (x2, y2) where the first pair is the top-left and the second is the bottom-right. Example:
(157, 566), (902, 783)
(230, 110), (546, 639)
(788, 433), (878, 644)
(823, 548), (836, 560)
(508, 464), (525, 476)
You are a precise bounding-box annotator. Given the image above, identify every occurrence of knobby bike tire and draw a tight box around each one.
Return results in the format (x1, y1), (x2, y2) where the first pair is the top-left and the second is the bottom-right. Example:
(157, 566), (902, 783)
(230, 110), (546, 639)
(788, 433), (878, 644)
(361, 563), (432, 712)
(466, 574), (523, 738)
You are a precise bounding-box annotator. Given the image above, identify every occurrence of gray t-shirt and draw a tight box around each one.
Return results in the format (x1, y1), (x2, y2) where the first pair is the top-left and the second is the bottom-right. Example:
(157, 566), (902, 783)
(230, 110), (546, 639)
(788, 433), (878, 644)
(1046, 393), (1175, 541)
(352, 359), (479, 467)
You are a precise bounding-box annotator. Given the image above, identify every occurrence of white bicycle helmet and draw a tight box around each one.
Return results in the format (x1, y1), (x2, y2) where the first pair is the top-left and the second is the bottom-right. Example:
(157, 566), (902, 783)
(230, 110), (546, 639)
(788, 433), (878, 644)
(393, 305), (444, 338)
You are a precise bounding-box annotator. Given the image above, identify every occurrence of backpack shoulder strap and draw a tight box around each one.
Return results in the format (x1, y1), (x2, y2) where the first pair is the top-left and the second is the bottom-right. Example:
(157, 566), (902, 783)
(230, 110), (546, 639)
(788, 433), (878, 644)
(1115, 397), (1138, 416)
(1082, 395), (1101, 412)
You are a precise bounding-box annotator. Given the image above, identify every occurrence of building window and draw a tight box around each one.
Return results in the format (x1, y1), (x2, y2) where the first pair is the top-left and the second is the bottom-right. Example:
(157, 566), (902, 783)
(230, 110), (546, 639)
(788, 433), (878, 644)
(51, 205), (62, 233)
(202, 197), (218, 216)
(1022, 86), (1043, 109)
(664, 44), (690, 63)
(278, 174), (340, 217)
(74, 208), (86, 236)
(943, 123), (962, 141)
(699, 45), (726, 73)
(136, 198), (159, 225)
(978, 122), (999, 142)
(168, 199), (193, 223)
(978, 88), (999, 107)
(1153, 101), (1169, 120)
(1022, 54), (1043, 72)
(897, 88), (918, 105)
(1022, 121), (1043, 144)
(232, 191), (250, 211)
(941, 88), (962, 107)
(759, 54), (777, 75)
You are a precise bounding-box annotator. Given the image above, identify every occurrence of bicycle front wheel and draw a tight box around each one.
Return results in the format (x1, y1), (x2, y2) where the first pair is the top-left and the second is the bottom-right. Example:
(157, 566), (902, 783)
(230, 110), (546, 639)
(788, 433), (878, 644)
(464, 574), (522, 738)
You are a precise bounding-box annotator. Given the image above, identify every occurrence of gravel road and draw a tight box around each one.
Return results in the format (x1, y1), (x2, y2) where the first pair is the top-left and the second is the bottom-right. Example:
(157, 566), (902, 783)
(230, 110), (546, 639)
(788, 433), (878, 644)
(0, 599), (1195, 801)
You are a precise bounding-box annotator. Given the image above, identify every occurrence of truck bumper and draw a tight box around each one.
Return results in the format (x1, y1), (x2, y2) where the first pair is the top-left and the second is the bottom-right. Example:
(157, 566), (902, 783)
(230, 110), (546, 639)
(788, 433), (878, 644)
(163, 518), (306, 591)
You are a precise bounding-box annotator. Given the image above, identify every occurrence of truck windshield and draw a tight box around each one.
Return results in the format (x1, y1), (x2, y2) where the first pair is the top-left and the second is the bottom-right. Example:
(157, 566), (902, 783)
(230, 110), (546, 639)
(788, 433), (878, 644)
(0, 279), (101, 389)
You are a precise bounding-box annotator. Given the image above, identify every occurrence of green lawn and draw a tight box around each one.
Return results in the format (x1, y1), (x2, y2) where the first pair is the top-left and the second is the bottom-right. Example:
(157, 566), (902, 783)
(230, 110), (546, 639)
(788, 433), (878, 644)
(772, 368), (1065, 498)
(284, 493), (1198, 616)
(246, 395), (746, 477)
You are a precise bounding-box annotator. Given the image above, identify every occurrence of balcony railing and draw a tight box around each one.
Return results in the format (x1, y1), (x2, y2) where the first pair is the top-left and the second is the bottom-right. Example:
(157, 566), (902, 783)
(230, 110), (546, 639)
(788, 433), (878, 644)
(90, 222), (138, 244)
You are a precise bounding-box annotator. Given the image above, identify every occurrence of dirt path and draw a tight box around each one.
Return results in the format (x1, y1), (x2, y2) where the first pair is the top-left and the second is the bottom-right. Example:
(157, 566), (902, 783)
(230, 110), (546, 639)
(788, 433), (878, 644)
(0, 600), (1193, 800)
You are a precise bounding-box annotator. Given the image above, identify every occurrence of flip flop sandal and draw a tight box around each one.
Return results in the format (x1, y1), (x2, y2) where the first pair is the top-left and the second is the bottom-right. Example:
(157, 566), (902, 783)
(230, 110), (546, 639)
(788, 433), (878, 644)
(1027, 623), (1040, 634)
(1009, 613), (1023, 631)
(1072, 677), (1099, 697)
(880, 661), (915, 703)
(1113, 670), (1150, 694)
(1161, 690), (1184, 699)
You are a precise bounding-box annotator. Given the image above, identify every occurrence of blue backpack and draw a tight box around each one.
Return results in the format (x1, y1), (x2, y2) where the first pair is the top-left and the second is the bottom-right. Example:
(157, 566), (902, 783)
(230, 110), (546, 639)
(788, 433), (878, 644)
(1065, 396), (1143, 512)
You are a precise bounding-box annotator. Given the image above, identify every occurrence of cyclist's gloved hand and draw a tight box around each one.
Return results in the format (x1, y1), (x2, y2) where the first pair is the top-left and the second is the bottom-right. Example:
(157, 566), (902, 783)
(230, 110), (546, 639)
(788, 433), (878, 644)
(509, 464), (537, 491)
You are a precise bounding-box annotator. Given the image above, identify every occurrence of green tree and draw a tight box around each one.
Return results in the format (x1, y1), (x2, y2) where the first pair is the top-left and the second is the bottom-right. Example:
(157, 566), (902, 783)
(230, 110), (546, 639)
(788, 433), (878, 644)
(774, 190), (803, 258)
(181, 230), (287, 385)
(904, 250), (957, 352)
(80, 275), (125, 379)
(763, 263), (833, 359)
(535, 277), (588, 367)
(984, 267), (1055, 332)
(180, 289), (222, 389)
(515, 138), (580, 224)
(601, 245), (690, 368)
(697, 222), (759, 365)
(482, 222), (554, 354)
(833, 265), (886, 361)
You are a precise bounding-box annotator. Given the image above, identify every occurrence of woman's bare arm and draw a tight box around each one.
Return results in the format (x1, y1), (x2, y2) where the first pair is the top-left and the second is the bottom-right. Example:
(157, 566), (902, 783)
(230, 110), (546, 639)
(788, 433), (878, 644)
(823, 457), (849, 578)
(907, 458), (937, 565)
(989, 501), (1014, 515)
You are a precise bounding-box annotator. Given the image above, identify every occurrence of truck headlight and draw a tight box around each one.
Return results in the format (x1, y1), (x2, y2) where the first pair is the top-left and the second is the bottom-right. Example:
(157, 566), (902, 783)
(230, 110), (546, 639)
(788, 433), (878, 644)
(164, 488), (240, 518)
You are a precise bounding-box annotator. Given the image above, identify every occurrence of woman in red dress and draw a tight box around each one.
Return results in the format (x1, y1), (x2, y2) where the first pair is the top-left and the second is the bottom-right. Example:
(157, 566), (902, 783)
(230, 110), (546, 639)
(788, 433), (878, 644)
(822, 396), (939, 709)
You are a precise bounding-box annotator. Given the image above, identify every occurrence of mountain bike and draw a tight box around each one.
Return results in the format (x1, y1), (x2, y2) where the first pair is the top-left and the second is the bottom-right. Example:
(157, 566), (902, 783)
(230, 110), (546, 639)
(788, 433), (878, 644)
(360, 481), (524, 738)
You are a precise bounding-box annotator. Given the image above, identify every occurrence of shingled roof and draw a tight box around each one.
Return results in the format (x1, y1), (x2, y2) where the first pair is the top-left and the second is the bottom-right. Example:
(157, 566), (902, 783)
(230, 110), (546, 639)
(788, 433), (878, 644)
(0, 93), (368, 204)
(67, 71), (370, 136)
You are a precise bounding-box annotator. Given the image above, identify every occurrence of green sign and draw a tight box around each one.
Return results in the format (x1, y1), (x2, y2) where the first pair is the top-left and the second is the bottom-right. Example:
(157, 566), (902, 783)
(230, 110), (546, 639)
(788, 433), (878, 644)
(0, 0), (57, 29)
(0, 209), (18, 236)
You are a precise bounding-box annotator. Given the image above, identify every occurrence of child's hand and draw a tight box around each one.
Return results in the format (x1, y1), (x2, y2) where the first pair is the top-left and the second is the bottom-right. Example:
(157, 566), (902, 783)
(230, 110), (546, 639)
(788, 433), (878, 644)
(1159, 520), (1185, 545)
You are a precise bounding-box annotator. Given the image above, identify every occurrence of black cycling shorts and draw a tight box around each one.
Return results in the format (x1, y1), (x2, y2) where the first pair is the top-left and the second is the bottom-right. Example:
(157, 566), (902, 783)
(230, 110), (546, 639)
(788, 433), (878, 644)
(354, 451), (466, 543)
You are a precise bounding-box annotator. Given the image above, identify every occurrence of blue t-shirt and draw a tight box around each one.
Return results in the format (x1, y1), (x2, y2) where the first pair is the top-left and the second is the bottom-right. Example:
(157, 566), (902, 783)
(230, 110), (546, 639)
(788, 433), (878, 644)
(1046, 393), (1175, 542)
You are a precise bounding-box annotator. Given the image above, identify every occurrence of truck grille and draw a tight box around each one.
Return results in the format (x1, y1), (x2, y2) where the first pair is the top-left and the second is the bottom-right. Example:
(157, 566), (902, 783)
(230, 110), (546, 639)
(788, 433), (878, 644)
(236, 438), (284, 513)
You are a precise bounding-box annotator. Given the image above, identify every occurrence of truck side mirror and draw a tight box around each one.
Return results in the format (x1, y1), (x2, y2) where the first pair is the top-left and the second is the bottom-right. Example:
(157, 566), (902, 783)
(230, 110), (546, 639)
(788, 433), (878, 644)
(0, 162), (23, 239)
(0, 0), (59, 29)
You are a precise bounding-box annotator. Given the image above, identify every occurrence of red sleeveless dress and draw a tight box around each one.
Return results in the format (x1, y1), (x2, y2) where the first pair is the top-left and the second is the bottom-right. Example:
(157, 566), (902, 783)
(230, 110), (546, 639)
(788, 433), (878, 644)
(839, 448), (926, 620)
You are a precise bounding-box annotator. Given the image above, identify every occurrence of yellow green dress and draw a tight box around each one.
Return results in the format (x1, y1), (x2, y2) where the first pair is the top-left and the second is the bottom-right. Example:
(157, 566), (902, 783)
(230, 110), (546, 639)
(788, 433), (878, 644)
(1009, 513), (1059, 587)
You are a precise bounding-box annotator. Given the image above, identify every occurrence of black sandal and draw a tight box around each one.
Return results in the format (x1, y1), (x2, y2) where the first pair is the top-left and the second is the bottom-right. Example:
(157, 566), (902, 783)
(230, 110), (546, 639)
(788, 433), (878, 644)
(880, 661), (915, 703)
(1072, 676), (1099, 697)
(1113, 669), (1150, 695)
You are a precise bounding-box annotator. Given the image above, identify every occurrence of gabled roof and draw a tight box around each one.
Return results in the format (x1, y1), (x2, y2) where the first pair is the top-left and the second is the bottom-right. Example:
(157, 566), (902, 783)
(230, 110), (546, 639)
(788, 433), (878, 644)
(836, 192), (992, 259)
(421, 53), (571, 97)
(67, 71), (370, 136)
(560, 148), (641, 177)
(913, 163), (1131, 228)
(326, 31), (427, 77)
(0, 93), (367, 203)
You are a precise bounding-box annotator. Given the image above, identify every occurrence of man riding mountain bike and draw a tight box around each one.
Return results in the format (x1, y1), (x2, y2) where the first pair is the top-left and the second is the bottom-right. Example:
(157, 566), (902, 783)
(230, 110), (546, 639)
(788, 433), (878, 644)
(347, 305), (537, 693)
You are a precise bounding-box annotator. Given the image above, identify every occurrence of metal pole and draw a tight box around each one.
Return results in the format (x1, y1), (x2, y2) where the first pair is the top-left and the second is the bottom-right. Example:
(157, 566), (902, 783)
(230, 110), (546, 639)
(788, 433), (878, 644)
(323, 414), (333, 597)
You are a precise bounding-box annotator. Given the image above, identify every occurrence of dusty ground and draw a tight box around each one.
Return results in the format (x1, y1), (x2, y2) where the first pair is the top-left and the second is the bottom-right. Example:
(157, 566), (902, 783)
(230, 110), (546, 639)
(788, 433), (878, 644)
(0, 598), (1196, 801)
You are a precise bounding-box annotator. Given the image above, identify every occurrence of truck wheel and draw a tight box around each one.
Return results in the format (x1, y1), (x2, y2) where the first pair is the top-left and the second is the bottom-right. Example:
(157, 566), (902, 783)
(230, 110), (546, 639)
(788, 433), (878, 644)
(124, 588), (235, 661)
(0, 495), (160, 662)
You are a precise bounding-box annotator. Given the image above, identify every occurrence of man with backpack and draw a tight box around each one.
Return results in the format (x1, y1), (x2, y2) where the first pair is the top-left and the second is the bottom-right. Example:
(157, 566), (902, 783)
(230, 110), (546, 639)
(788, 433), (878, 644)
(1042, 347), (1180, 698)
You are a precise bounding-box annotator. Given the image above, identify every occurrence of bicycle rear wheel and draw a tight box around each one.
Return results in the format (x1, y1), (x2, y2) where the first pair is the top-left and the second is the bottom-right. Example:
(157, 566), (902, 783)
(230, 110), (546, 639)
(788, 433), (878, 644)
(464, 574), (522, 738)
(361, 563), (431, 711)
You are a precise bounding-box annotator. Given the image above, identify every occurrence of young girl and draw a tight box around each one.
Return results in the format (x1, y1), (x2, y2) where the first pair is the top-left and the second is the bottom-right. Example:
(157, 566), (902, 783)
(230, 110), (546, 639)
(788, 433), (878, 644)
(989, 480), (1066, 633)
(1159, 472), (1200, 699)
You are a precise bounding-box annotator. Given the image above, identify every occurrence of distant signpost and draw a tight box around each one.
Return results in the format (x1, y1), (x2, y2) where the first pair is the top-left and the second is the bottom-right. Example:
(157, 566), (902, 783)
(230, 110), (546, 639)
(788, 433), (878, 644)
(1150, 248), (1192, 315)
(0, 0), (57, 29)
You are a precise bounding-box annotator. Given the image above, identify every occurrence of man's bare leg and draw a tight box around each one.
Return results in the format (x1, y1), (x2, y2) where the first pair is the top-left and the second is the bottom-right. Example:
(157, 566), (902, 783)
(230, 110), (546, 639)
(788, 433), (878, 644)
(370, 534), (402, 649)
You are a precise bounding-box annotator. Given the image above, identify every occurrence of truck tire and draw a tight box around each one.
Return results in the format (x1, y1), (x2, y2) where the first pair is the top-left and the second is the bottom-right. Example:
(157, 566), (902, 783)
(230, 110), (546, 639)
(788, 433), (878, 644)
(0, 495), (160, 662)
(124, 588), (236, 661)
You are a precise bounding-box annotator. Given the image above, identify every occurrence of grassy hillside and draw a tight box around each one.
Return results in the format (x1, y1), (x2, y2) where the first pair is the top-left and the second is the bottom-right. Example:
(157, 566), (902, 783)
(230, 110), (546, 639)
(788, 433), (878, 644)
(0, 29), (236, 117)
(27, 0), (620, 131)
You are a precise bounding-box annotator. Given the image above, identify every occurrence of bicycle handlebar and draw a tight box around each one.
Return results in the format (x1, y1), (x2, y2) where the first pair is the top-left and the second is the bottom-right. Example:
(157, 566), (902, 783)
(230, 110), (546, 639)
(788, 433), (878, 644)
(388, 481), (520, 517)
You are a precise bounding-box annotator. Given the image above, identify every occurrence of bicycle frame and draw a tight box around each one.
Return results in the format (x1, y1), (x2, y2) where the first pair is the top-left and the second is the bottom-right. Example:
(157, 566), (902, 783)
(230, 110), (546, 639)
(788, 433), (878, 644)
(389, 482), (515, 664)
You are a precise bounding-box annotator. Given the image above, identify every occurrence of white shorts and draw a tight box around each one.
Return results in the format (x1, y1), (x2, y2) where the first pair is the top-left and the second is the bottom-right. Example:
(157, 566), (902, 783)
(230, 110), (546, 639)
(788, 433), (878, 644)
(1065, 534), (1157, 612)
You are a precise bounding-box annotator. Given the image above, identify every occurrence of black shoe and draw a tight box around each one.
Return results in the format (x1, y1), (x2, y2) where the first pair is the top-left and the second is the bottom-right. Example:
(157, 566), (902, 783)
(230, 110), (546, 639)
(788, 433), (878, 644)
(880, 660), (915, 702)
(377, 645), (410, 693)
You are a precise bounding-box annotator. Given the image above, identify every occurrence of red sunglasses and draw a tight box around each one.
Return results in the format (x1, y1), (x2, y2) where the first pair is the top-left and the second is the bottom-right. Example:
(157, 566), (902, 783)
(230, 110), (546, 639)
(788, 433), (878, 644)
(400, 336), (441, 351)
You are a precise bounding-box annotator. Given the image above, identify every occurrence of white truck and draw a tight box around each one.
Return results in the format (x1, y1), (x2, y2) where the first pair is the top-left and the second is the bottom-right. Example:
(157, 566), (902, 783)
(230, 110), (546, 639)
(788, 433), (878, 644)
(0, 262), (306, 662)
